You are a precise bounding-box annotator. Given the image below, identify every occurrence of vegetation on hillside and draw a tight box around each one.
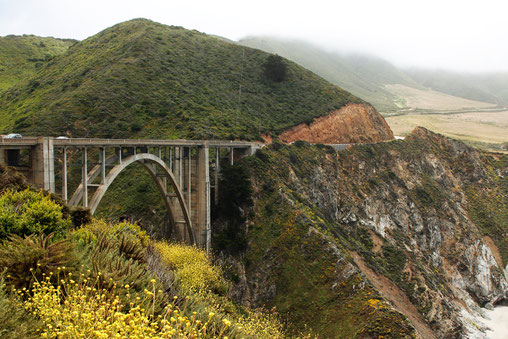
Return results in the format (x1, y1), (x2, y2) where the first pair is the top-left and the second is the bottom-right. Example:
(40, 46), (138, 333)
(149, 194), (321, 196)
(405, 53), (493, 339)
(0, 19), (361, 140)
(213, 129), (507, 337)
(217, 143), (417, 337)
(0, 172), (294, 338)
(239, 37), (508, 112)
(238, 37), (420, 112)
(0, 35), (74, 91)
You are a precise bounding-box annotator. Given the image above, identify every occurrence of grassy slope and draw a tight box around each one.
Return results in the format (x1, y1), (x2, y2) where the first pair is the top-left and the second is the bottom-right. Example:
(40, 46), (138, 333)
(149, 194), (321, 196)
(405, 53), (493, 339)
(0, 19), (361, 140)
(384, 84), (496, 112)
(0, 35), (74, 91)
(239, 37), (416, 112)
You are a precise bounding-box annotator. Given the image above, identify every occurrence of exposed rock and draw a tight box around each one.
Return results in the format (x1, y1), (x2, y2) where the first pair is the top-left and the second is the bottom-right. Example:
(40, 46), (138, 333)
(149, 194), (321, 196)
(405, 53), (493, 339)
(279, 103), (394, 144)
(231, 127), (507, 338)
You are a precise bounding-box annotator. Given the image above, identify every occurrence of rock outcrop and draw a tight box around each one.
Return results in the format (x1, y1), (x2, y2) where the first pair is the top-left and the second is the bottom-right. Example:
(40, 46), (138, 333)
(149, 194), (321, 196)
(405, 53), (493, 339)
(279, 103), (394, 144)
(225, 127), (507, 338)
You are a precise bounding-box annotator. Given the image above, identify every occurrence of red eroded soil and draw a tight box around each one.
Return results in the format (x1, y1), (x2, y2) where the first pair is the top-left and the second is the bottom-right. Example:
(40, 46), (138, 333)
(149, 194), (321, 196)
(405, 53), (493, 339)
(279, 103), (394, 144)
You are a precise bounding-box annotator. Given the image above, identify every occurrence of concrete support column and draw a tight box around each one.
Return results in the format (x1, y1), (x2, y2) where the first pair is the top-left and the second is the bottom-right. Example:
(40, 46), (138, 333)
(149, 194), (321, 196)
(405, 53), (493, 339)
(187, 147), (191, 213)
(82, 147), (88, 208)
(116, 147), (122, 164)
(62, 147), (68, 201)
(0, 148), (5, 166)
(100, 147), (106, 184)
(196, 144), (210, 250)
(32, 137), (55, 192)
(229, 147), (234, 165)
(215, 147), (220, 205)
(172, 147), (184, 240)
(169, 147), (173, 171)
(178, 147), (183, 189)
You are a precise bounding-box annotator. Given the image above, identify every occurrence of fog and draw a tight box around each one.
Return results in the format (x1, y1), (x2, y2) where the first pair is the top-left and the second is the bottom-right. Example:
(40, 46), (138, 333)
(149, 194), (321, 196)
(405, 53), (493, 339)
(1, 0), (508, 72)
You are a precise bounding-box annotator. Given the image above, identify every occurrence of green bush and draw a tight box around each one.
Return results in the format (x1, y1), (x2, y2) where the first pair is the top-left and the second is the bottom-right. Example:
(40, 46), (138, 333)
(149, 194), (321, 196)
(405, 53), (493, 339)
(0, 233), (74, 289)
(0, 276), (40, 338)
(0, 189), (71, 240)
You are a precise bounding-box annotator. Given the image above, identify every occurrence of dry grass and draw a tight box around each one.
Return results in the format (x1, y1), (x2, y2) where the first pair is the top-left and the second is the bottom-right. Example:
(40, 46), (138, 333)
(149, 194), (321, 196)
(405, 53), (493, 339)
(386, 110), (508, 152)
(385, 84), (496, 111)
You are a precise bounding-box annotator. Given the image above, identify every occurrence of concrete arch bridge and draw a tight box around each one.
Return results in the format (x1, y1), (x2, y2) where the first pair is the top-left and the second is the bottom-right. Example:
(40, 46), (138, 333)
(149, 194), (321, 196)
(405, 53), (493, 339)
(0, 137), (260, 249)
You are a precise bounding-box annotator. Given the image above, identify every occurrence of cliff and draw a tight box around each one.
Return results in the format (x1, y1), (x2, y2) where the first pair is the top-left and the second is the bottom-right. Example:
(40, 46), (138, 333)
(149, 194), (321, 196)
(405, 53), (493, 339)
(218, 128), (507, 338)
(279, 103), (394, 144)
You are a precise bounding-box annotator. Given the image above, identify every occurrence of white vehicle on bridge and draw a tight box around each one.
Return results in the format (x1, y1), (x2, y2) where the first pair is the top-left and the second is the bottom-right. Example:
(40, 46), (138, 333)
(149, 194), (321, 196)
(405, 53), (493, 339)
(5, 133), (22, 139)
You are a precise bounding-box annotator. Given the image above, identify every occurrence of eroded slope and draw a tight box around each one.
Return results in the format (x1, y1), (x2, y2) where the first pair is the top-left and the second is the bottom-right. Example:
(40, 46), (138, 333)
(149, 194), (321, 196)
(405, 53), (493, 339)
(224, 128), (507, 338)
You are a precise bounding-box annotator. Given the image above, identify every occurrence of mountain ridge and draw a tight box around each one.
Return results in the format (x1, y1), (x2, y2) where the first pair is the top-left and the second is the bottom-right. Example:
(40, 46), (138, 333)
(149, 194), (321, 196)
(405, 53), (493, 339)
(0, 18), (394, 143)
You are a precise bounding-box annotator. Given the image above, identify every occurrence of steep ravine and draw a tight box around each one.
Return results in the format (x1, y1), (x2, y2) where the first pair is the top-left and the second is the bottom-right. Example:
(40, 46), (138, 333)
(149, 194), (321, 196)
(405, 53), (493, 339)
(221, 128), (507, 338)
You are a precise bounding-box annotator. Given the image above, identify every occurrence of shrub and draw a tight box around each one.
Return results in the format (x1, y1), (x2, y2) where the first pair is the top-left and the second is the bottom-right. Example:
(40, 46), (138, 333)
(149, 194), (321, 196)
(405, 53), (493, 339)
(72, 219), (149, 248)
(0, 276), (40, 338)
(0, 233), (74, 289)
(20, 276), (228, 338)
(263, 54), (288, 82)
(71, 219), (159, 308)
(0, 164), (26, 192)
(0, 189), (71, 240)
(155, 242), (228, 294)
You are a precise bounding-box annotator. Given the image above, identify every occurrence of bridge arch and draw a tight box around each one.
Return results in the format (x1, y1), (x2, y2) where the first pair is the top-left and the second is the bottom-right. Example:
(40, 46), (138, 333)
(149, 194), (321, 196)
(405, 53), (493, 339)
(87, 153), (196, 244)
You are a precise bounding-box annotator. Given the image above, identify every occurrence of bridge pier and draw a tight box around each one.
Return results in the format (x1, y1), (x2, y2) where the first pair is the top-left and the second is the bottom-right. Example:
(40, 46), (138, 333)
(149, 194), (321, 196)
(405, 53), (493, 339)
(32, 137), (55, 193)
(196, 144), (210, 249)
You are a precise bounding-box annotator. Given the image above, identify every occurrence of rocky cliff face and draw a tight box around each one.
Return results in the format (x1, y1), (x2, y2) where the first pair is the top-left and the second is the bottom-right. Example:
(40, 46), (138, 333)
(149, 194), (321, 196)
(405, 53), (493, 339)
(223, 128), (507, 338)
(279, 103), (394, 144)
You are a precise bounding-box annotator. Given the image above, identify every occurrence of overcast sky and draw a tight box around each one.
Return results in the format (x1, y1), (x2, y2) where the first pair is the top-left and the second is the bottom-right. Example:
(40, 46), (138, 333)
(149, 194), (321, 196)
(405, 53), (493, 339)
(1, 0), (507, 73)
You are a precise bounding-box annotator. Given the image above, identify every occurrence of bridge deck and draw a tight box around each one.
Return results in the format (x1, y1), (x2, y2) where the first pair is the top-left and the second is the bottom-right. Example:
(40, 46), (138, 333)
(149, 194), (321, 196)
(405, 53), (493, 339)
(0, 137), (261, 149)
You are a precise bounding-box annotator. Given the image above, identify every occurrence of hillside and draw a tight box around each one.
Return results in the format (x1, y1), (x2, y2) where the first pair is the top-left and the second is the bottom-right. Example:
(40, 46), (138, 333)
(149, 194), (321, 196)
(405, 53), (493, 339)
(221, 128), (507, 338)
(0, 35), (75, 91)
(238, 37), (504, 113)
(0, 171), (293, 338)
(0, 19), (389, 142)
(239, 37), (415, 112)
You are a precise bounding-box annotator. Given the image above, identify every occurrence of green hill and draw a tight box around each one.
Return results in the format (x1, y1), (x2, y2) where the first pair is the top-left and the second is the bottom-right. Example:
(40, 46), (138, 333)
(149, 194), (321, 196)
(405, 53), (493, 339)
(0, 19), (362, 140)
(0, 35), (75, 91)
(238, 37), (419, 112)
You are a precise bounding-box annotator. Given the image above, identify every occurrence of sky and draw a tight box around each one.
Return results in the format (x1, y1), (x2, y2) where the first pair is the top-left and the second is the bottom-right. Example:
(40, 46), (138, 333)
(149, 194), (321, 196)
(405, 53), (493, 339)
(1, 0), (507, 73)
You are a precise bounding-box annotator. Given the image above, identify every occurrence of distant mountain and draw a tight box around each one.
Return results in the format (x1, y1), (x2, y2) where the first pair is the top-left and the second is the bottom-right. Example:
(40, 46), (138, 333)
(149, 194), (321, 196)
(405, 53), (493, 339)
(0, 19), (377, 140)
(239, 36), (505, 112)
(0, 35), (75, 91)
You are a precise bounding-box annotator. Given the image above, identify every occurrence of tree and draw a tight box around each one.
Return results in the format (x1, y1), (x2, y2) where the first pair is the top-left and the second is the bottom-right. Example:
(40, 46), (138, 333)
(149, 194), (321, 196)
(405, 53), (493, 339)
(263, 54), (288, 82)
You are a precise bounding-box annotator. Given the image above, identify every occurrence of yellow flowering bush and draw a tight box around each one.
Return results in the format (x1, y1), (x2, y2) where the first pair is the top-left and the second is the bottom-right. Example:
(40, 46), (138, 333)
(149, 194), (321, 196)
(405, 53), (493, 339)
(233, 311), (286, 339)
(19, 274), (229, 338)
(154, 242), (228, 293)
